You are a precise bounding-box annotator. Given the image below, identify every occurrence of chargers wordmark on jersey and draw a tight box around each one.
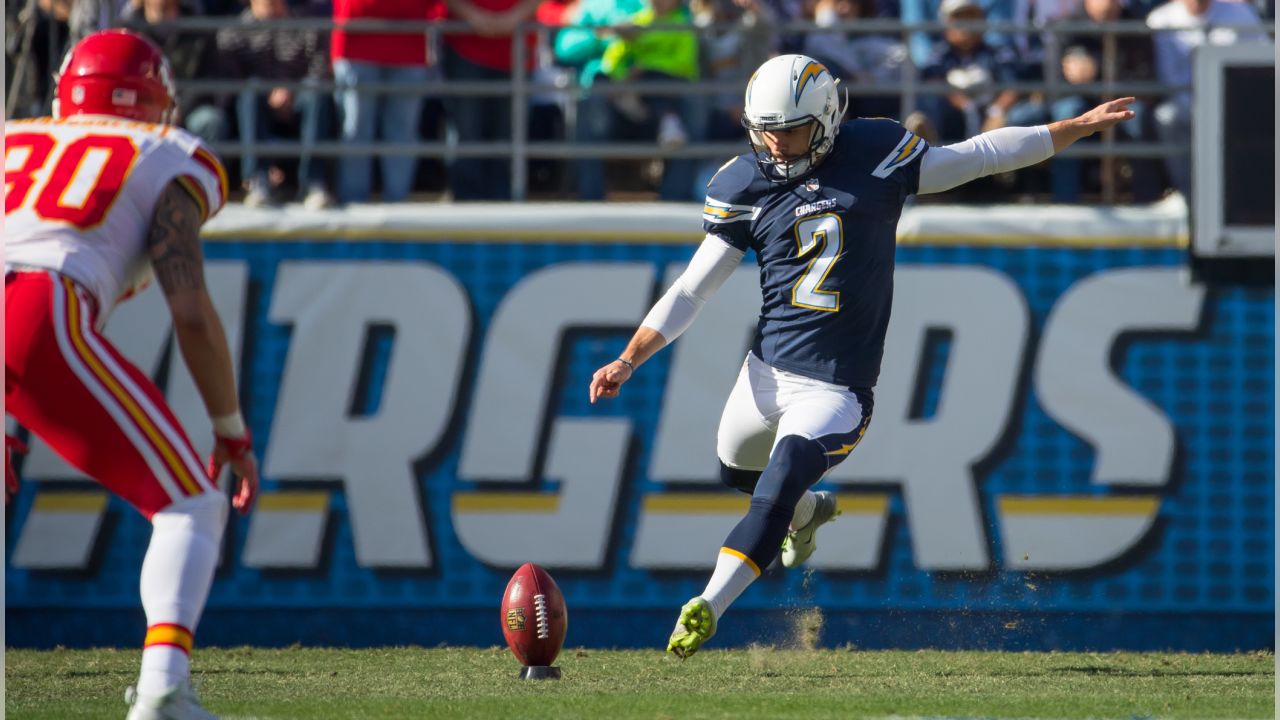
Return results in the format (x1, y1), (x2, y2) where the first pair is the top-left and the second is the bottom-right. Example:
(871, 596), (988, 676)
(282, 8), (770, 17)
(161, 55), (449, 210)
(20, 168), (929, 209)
(795, 198), (840, 217)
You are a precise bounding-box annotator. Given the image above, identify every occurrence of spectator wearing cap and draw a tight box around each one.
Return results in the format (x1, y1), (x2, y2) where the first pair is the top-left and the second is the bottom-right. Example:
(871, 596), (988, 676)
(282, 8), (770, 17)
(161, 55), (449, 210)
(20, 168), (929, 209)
(917, 0), (1039, 142)
(332, 0), (443, 204)
(1146, 0), (1264, 197)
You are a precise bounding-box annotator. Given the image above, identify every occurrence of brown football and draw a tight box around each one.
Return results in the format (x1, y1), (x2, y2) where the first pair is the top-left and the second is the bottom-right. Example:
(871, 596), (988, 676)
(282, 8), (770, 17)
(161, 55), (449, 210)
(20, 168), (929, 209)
(500, 563), (568, 667)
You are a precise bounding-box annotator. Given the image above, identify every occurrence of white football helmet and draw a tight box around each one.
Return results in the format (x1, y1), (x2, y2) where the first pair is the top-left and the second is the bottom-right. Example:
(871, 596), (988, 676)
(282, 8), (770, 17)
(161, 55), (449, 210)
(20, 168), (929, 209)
(742, 54), (847, 182)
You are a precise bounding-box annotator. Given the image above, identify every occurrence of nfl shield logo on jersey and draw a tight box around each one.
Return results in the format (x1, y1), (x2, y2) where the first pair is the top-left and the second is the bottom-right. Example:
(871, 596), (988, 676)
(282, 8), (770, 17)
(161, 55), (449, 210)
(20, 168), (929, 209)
(804, 177), (821, 192)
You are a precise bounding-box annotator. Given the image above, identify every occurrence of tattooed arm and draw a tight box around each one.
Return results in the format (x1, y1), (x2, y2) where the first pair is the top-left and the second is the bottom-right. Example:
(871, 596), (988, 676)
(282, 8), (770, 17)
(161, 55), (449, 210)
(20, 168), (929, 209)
(148, 180), (259, 509)
(146, 180), (241, 421)
(149, 178), (259, 511)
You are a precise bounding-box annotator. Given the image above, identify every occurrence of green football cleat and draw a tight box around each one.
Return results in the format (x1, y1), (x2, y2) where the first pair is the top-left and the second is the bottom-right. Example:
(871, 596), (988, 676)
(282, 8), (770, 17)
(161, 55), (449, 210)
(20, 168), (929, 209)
(666, 597), (717, 659)
(781, 491), (840, 569)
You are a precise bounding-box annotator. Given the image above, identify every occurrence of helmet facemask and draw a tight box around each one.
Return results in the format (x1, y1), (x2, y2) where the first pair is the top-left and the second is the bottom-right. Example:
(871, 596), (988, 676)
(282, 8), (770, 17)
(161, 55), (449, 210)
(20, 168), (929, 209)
(742, 116), (829, 184)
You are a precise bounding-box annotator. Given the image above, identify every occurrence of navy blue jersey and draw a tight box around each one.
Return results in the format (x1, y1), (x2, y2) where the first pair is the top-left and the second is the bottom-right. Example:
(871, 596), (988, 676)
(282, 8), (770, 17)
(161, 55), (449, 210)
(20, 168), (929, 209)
(702, 117), (928, 389)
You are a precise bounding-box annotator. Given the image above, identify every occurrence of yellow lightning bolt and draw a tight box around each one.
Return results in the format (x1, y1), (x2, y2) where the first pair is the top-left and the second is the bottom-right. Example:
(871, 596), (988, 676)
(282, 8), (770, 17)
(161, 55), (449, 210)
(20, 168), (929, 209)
(793, 62), (829, 105)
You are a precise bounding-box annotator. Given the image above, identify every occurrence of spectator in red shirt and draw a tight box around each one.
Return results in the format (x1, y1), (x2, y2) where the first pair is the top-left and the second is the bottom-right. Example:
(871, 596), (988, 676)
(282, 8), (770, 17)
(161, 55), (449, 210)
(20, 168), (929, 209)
(332, 0), (444, 203)
(443, 0), (541, 200)
(527, 0), (576, 193)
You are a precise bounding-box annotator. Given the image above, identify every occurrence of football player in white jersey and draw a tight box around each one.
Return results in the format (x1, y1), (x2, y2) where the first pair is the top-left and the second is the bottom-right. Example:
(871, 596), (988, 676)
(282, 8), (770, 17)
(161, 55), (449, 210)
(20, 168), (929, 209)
(5, 29), (258, 718)
(589, 54), (1137, 658)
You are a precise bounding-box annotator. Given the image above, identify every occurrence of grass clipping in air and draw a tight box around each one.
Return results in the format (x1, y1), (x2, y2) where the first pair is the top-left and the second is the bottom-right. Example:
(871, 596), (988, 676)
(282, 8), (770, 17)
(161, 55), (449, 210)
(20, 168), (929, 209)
(791, 606), (824, 651)
(749, 606), (824, 674)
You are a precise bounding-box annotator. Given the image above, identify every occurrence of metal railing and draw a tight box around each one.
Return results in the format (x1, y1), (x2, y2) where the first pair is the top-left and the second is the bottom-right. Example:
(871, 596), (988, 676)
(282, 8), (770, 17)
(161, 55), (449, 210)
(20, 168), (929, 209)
(7, 15), (1274, 201)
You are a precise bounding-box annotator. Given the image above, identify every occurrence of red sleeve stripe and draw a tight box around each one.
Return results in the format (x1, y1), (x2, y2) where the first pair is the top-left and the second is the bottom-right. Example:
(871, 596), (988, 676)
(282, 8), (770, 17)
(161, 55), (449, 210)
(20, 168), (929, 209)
(191, 146), (229, 207)
(175, 174), (210, 222)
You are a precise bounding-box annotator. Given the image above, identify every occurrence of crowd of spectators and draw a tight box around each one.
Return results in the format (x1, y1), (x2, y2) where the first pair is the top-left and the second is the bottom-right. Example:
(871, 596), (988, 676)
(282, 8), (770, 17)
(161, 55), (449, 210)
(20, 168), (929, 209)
(6, 0), (1272, 204)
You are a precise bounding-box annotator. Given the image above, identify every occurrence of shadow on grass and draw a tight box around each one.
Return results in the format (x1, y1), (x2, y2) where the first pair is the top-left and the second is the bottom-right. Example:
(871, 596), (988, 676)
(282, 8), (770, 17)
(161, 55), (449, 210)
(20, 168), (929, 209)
(1055, 666), (1267, 678)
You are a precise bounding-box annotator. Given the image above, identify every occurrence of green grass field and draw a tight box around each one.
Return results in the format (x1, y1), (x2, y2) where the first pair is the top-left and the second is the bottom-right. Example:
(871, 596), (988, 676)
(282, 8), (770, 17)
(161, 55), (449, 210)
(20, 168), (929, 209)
(6, 646), (1274, 719)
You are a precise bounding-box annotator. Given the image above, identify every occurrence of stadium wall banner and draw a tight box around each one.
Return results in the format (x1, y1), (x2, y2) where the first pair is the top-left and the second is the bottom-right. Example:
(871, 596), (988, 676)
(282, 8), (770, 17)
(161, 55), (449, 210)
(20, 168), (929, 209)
(7, 203), (1273, 652)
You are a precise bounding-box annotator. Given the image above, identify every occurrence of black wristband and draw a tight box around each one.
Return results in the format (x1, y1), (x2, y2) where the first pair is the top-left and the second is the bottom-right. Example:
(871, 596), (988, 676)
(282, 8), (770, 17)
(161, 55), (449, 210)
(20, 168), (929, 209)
(617, 357), (635, 372)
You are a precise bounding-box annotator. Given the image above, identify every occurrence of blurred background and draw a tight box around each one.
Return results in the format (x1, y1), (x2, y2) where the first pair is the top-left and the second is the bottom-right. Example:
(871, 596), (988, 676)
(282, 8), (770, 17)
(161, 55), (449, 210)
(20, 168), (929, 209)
(5, 0), (1275, 654)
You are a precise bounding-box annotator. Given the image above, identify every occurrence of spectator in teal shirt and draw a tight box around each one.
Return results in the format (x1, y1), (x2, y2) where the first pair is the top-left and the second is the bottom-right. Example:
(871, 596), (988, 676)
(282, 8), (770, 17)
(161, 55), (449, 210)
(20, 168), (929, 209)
(554, 0), (646, 89)
(554, 0), (643, 199)
(600, 0), (699, 83)
(601, 0), (698, 148)
(555, 0), (702, 200)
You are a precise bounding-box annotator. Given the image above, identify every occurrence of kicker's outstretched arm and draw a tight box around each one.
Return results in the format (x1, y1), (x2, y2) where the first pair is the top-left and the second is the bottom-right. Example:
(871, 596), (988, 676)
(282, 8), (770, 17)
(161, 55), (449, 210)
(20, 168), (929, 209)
(918, 97), (1137, 195)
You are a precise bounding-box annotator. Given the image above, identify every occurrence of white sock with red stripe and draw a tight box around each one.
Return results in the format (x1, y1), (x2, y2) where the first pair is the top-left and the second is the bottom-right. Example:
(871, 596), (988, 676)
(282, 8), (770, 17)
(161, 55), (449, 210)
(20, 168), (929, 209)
(136, 493), (227, 696)
(139, 642), (190, 696)
(699, 548), (762, 621)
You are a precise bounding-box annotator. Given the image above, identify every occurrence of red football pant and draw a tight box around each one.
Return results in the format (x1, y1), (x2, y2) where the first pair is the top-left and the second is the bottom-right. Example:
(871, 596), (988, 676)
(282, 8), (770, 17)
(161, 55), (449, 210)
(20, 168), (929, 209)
(5, 271), (216, 518)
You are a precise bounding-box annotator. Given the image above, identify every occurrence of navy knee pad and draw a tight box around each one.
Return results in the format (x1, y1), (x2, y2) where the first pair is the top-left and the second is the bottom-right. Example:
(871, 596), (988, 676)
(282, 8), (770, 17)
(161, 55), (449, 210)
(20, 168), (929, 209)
(722, 435), (828, 570)
(753, 435), (827, 506)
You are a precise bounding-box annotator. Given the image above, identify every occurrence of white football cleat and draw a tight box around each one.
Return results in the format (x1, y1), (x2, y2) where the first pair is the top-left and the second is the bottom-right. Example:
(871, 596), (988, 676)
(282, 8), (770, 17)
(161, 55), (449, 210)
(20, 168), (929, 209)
(125, 680), (217, 720)
(781, 491), (839, 569)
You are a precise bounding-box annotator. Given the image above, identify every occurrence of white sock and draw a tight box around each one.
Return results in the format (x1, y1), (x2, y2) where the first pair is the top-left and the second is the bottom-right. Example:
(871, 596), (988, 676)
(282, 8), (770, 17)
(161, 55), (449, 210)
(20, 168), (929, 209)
(699, 548), (761, 621)
(136, 493), (226, 696)
(790, 491), (817, 531)
(139, 644), (190, 696)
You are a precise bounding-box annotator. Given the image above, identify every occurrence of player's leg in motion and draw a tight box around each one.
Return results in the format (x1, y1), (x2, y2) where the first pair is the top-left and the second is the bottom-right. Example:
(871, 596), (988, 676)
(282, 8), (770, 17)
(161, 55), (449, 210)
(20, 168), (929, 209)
(667, 357), (775, 657)
(668, 356), (869, 658)
(712, 360), (842, 566)
(721, 460), (837, 570)
(5, 273), (226, 718)
(779, 395), (862, 568)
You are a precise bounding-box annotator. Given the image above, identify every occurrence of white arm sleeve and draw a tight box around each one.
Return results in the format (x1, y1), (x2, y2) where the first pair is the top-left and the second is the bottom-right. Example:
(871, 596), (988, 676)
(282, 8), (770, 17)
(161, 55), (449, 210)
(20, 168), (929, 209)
(917, 125), (1055, 195)
(640, 234), (747, 343)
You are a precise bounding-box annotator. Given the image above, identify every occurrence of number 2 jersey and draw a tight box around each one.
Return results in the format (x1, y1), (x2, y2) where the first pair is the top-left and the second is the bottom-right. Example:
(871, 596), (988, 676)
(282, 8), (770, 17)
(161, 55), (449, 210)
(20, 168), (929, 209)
(5, 115), (229, 324)
(703, 118), (928, 390)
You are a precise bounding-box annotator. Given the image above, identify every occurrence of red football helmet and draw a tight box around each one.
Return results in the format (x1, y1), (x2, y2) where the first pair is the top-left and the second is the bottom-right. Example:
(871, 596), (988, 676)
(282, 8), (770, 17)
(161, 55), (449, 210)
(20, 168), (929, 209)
(55, 29), (176, 124)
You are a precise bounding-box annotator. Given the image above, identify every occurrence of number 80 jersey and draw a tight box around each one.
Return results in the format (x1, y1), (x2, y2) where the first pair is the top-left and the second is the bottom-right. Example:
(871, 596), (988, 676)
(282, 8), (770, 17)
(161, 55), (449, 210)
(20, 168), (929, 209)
(703, 118), (927, 390)
(5, 115), (228, 323)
